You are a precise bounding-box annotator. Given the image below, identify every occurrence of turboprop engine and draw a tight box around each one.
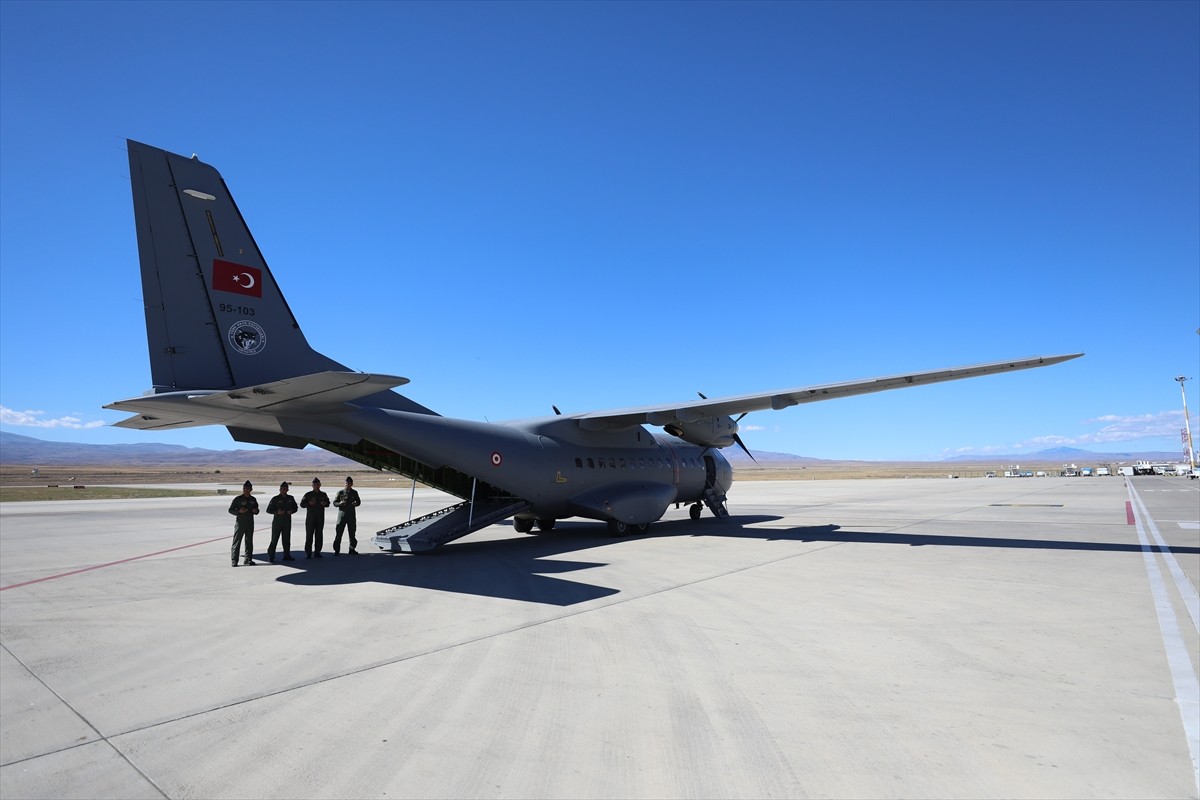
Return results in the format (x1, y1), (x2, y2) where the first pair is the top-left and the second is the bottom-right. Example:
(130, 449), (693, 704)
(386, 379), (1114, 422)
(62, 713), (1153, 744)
(661, 414), (739, 448)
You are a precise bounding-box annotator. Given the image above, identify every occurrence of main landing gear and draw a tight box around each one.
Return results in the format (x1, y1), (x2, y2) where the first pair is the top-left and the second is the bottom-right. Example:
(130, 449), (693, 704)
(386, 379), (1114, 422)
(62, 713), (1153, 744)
(607, 519), (650, 536)
(513, 517), (557, 534)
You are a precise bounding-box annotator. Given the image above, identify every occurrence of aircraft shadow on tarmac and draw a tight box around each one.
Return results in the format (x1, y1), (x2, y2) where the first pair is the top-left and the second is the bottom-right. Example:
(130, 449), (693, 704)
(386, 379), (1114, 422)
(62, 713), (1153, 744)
(273, 516), (1198, 605)
(788, 528), (1200, 555)
(275, 515), (789, 605)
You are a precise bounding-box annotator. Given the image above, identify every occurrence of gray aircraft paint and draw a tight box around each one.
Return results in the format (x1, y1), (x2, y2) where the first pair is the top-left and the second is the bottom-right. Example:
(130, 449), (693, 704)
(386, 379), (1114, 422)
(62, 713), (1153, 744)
(108, 140), (1081, 546)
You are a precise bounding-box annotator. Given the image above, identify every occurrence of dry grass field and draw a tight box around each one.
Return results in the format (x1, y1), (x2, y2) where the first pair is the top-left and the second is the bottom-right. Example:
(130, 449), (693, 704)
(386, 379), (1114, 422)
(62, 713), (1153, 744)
(0, 459), (1073, 502)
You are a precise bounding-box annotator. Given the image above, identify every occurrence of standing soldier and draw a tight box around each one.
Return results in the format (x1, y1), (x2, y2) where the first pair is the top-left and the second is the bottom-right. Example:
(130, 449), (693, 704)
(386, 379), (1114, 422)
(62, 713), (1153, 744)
(229, 480), (259, 567)
(333, 476), (361, 555)
(301, 477), (330, 559)
(266, 481), (299, 562)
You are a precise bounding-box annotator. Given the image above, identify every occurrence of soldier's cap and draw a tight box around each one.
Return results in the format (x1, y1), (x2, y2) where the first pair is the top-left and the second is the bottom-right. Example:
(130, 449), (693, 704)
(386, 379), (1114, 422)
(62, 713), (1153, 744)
(312, 477), (321, 485)
(345, 476), (354, 484)
(280, 481), (289, 489)
(243, 480), (252, 488)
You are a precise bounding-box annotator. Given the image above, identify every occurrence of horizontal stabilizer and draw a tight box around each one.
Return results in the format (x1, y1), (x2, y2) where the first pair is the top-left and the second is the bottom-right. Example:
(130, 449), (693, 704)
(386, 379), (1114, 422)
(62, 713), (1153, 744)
(106, 371), (409, 431)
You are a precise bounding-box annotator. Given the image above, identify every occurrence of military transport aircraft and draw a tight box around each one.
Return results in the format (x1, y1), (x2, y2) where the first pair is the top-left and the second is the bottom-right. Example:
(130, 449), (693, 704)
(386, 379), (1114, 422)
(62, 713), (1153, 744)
(106, 140), (1081, 553)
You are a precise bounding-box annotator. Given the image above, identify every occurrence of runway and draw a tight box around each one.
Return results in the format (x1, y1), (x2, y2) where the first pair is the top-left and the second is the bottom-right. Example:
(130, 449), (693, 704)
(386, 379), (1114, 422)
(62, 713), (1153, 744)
(1, 476), (1197, 799)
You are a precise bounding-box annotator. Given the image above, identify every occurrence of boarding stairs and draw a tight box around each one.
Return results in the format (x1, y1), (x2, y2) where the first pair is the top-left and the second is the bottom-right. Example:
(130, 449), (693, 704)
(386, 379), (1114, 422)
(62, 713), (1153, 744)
(373, 498), (531, 553)
(702, 485), (729, 518)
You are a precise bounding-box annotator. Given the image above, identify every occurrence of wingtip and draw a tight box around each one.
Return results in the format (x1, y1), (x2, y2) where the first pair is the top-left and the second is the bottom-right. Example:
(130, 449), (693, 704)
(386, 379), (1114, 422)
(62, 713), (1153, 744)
(1040, 352), (1084, 365)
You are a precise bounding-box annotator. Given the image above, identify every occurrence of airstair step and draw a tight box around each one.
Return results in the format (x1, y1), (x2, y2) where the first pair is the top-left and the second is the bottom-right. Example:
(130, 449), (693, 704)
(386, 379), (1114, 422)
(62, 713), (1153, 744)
(373, 499), (530, 553)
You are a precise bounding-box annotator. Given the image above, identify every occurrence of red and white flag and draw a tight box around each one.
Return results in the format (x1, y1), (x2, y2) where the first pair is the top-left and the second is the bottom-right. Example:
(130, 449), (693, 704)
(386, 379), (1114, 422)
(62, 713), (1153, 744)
(212, 260), (263, 298)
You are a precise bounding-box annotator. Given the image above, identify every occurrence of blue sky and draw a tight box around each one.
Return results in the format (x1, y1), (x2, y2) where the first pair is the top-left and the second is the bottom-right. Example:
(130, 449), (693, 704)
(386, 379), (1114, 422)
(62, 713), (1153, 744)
(1, 0), (1197, 461)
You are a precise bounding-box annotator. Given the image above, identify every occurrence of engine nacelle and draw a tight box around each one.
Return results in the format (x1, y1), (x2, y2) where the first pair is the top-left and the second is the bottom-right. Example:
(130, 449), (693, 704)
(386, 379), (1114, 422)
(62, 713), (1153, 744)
(662, 414), (739, 448)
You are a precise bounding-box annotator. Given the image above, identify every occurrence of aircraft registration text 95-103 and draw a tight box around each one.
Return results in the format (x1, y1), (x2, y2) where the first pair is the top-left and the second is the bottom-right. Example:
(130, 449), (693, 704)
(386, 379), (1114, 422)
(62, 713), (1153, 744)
(219, 303), (256, 316)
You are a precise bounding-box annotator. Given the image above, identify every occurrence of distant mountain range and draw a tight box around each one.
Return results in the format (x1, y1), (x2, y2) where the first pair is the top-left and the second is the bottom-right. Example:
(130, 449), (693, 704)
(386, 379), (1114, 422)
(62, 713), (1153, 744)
(940, 446), (1186, 463)
(0, 431), (358, 468)
(0, 431), (1186, 468)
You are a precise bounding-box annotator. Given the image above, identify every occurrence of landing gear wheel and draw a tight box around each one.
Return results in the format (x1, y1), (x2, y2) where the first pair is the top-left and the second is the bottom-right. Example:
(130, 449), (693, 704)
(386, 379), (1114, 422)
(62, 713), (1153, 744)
(689, 503), (702, 520)
(535, 518), (556, 532)
(634, 523), (650, 533)
(607, 519), (630, 536)
(513, 517), (534, 533)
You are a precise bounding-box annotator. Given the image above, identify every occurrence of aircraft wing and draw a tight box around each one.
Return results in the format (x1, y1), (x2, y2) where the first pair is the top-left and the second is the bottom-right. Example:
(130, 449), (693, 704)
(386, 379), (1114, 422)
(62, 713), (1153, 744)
(105, 372), (409, 430)
(565, 354), (1083, 432)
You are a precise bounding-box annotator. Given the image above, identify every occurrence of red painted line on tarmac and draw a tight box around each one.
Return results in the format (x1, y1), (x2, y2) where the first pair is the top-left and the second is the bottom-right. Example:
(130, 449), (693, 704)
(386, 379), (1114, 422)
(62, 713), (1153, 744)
(1126, 501), (1136, 525)
(0, 536), (228, 592)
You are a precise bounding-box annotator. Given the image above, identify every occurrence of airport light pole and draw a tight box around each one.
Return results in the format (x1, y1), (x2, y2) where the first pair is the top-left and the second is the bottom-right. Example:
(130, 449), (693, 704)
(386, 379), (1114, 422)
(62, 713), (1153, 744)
(1177, 376), (1196, 471)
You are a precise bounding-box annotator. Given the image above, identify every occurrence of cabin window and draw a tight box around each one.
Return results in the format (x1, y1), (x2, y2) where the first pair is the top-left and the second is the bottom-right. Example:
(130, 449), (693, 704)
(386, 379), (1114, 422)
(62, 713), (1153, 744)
(619, 458), (626, 469)
(587, 457), (595, 469)
(608, 458), (616, 469)
(575, 458), (583, 468)
(638, 458), (646, 469)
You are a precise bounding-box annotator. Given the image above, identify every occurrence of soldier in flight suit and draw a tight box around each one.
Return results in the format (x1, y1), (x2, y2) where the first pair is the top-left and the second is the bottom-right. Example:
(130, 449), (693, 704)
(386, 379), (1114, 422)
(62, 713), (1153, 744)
(266, 481), (299, 562)
(300, 477), (330, 558)
(228, 480), (259, 567)
(332, 476), (361, 555)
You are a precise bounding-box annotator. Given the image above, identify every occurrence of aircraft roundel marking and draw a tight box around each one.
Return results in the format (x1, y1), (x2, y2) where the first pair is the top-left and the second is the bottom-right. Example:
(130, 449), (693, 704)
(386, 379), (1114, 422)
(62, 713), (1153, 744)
(491, 451), (503, 467)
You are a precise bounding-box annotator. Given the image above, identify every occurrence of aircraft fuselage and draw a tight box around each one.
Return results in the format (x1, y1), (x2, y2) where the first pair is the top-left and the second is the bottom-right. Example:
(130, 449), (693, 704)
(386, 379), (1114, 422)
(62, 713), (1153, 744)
(344, 408), (732, 525)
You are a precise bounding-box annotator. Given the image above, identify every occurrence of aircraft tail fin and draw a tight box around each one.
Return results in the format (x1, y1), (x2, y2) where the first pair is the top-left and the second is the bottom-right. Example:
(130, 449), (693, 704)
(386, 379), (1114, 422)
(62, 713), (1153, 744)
(127, 139), (346, 392)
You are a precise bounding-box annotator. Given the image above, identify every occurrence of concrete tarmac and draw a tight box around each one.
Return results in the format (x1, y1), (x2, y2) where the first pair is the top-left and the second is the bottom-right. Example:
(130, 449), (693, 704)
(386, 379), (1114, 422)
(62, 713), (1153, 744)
(1, 476), (1197, 799)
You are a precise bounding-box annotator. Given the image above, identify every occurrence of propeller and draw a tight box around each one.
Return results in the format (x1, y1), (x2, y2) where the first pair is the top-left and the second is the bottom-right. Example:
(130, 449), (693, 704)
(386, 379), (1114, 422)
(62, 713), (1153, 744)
(697, 392), (757, 462)
(732, 431), (757, 463)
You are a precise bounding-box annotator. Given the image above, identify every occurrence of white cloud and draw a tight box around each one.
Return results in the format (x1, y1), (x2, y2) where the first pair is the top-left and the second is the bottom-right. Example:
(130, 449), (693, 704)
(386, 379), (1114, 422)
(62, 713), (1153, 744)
(941, 409), (1195, 457)
(0, 405), (106, 430)
(1074, 411), (1188, 443)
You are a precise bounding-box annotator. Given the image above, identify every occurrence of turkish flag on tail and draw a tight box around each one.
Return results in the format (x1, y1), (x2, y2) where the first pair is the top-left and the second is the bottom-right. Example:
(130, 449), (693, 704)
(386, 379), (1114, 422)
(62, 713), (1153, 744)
(212, 260), (263, 298)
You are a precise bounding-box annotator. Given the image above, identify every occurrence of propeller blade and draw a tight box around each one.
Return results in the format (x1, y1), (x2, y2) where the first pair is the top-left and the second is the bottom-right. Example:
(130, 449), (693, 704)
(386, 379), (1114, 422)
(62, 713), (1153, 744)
(733, 433), (757, 463)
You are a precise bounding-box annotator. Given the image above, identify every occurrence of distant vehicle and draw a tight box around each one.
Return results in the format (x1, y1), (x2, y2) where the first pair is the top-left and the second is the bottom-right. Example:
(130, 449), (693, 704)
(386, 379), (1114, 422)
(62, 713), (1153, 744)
(985, 471), (996, 478)
(1118, 466), (1135, 477)
(1063, 468), (1079, 477)
(1096, 467), (1110, 476)
(1080, 468), (1093, 477)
